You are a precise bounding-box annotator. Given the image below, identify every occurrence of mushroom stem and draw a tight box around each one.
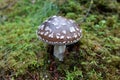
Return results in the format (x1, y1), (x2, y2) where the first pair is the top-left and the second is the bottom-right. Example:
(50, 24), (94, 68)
(54, 45), (66, 61)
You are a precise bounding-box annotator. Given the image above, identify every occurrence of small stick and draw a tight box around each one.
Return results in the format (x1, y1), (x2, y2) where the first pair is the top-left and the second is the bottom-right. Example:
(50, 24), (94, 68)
(79, 0), (94, 23)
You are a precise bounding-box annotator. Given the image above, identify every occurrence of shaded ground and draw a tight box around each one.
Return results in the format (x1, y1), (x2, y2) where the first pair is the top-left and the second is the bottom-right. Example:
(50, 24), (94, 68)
(0, 0), (120, 80)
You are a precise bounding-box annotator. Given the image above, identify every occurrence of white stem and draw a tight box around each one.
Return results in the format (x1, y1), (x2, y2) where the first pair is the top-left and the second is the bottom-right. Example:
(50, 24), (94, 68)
(54, 45), (66, 61)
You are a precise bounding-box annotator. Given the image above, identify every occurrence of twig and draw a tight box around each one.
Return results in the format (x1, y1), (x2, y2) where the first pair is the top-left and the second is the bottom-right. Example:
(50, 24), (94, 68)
(26, 71), (36, 80)
(79, 0), (94, 23)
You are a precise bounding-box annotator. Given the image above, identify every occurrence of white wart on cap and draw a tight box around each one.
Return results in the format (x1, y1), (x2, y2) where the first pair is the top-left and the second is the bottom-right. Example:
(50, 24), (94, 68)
(37, 15), (82, 45)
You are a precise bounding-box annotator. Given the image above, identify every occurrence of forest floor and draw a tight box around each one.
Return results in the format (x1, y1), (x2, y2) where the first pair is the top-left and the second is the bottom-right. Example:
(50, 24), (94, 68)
(0, 0), (120, 80)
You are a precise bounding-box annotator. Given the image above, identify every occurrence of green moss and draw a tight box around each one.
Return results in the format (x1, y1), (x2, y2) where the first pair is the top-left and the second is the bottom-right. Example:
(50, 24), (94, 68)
(0, 0), (120, 79)
(65, 12), (77, 19)
(0, 0), (58, 78)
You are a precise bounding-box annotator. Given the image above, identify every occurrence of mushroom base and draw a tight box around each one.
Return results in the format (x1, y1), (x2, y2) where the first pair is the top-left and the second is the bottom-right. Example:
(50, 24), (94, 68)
(54, 45), (66, 61)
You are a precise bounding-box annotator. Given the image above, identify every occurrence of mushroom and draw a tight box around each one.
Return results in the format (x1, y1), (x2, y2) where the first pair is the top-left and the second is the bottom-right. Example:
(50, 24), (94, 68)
(37, 15), (82, 61)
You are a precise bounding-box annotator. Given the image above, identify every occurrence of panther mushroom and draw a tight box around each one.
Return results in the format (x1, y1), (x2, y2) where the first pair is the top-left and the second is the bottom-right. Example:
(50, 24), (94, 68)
(37, 15), (82, 61)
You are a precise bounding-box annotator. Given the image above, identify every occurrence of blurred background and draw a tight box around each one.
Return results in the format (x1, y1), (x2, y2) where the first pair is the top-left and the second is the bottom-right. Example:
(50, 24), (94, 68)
(0, 0), (120, 80)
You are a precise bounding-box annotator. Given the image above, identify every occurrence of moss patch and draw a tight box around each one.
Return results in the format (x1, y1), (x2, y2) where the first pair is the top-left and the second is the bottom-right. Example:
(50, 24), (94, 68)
(0, 0), (120, 80)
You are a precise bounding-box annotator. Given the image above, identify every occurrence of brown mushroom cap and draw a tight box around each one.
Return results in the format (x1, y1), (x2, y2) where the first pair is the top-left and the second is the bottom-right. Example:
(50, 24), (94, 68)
(37, 15), (82, 45)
